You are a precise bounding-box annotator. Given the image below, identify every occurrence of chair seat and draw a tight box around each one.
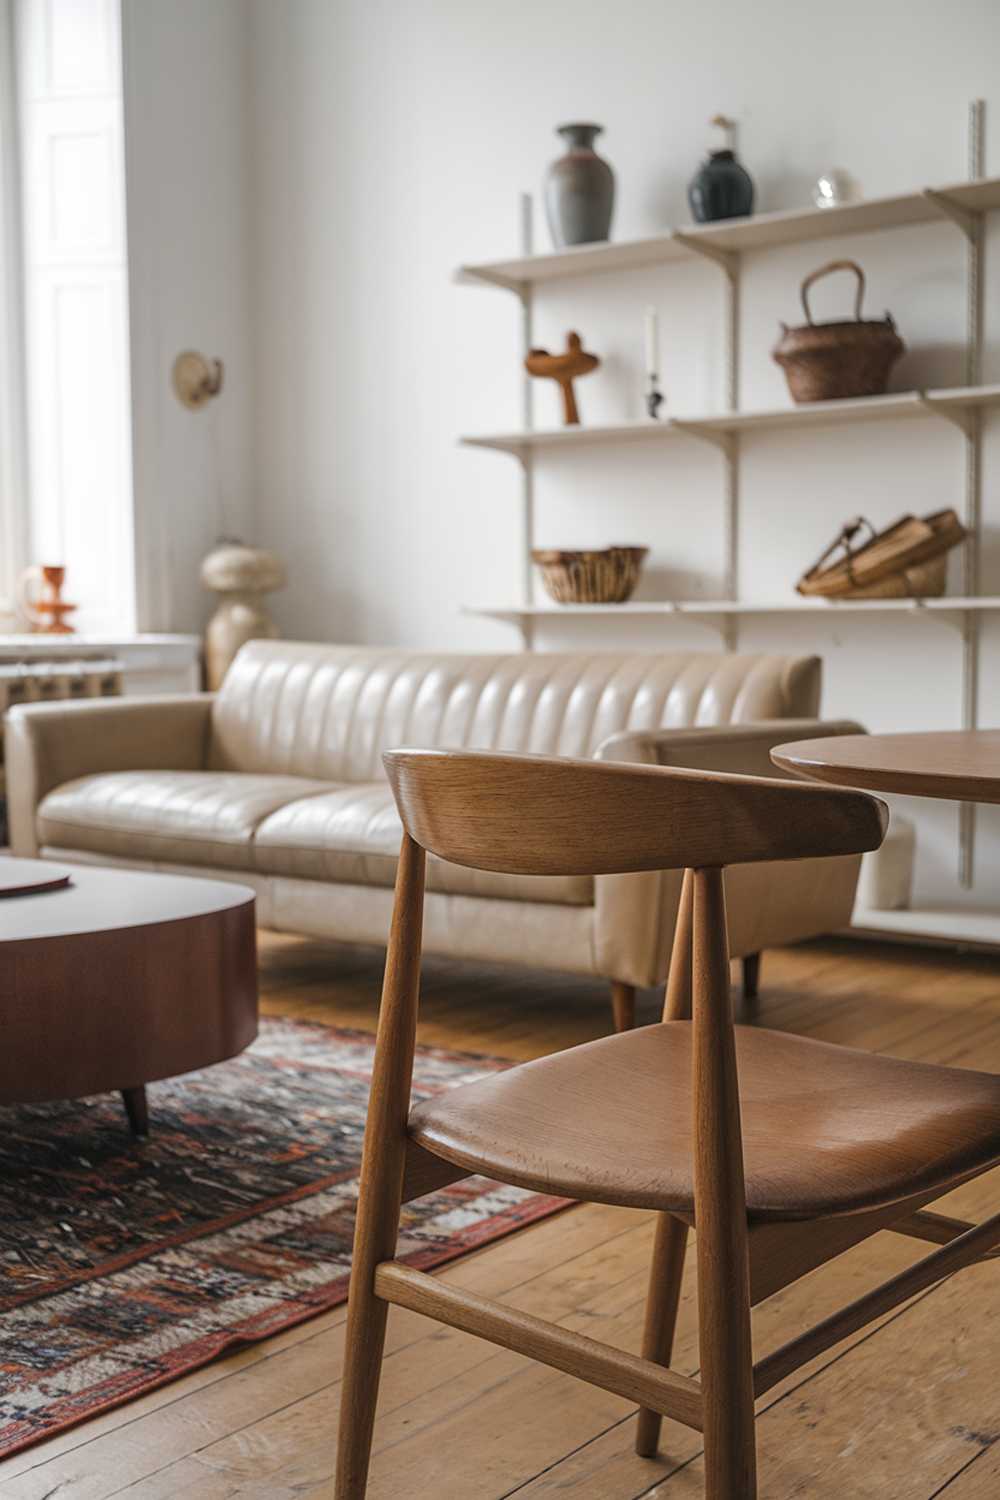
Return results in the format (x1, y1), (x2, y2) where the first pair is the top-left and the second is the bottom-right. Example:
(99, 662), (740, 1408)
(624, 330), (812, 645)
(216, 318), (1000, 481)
(408, 1022), (1000, 1223)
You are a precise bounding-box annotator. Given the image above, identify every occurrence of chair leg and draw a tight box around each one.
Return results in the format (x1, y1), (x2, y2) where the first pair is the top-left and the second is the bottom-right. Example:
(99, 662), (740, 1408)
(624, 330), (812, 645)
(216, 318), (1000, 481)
(693, 868), (757, 1498)
(610, 981), (636, 1032)
(742, 952), (761, 1017)
(635, 872), (695, 1457)
(335, 1163), (404, 1498)
(336, 833), (426, 1499)
(699, 1256), (757, 1499)
(635, 1213), (689, 1457)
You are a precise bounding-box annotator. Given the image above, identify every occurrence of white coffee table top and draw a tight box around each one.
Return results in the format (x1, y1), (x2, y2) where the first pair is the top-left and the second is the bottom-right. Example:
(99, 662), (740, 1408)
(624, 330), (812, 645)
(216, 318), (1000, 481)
(0, 858), (254, 942)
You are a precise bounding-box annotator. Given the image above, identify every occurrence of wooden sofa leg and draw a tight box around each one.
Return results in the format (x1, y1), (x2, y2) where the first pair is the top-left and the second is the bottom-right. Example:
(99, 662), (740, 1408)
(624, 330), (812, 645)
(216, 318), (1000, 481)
(742, 953), (761, 1016)
(610, 982), (636, 1032)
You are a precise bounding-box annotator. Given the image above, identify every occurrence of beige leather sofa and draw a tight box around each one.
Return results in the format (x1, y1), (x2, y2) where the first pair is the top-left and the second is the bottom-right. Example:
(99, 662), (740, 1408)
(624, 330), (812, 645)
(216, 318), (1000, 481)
(6, 642), (862, 1029)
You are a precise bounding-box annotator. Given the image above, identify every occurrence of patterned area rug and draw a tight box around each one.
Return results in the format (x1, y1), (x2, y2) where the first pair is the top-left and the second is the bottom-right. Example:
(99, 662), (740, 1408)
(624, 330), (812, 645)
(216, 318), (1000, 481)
(0, 1019), (569, 1459)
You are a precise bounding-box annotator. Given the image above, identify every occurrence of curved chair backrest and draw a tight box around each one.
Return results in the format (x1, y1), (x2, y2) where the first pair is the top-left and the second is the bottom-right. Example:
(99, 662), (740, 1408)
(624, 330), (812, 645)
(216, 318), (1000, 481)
(384, 747), (887, 876)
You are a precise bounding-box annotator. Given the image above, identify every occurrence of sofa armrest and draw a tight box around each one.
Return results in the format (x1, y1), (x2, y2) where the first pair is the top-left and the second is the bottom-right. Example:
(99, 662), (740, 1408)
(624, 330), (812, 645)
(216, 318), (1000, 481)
(6, 694), (214, 856)
(595, 719), (865, 779)
(592, 719), (866, 988)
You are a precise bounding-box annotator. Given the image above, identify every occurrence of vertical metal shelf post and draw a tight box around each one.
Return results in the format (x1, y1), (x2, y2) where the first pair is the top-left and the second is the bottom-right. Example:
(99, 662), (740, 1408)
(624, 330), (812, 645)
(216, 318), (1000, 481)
(674, 234), (742, 649)
(519, 193), (535, 650)
(724, 256), (741, 651)
(959, 99), (986, 886)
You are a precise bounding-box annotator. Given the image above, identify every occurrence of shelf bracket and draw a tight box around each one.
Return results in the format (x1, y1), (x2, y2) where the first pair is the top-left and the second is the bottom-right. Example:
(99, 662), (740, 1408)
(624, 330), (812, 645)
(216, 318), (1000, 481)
(917, 393), (975, 436)
(922, 189), (980, 243)
(672, 233), (739, 281)
(909, 601), (969, 635)
(672, 422), (736, 455)
(454, 266), (527, 295)
(461, 440), (532, 464)
(673, 608), (731, 642)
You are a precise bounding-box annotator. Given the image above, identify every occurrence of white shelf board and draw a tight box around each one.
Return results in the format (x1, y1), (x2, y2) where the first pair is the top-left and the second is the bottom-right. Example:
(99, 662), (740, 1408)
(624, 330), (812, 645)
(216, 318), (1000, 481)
(936, 178), (1000, 215)
(677, 391), (928, 436)
(457, 176), (1000, 289)
(688, 596), (1000, 613)
(465, 596), (1000, 625)
(465, 602), (684, 624)
(851, 905), (1000, 951)
(933, 382), (1000, 408)
(460, 383), (1000, 453)
(461, 419), (679, 455)
(456, 232), (688, 289)
(676, 176), (1000, 255)
(679, 383), (1000, 436)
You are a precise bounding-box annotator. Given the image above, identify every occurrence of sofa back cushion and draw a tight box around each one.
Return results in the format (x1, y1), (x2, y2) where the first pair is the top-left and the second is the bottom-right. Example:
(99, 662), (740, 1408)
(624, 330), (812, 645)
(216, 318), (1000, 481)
(208, 641), (821, 782)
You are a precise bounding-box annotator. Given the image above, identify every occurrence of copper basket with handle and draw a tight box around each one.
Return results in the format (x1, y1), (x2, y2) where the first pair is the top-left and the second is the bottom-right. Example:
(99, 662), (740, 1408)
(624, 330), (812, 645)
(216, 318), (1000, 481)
(773, 260), (905, 403)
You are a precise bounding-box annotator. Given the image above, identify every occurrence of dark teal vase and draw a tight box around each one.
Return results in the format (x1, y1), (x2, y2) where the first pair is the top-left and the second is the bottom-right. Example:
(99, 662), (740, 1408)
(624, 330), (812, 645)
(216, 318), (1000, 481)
(688, 148), (755, 223)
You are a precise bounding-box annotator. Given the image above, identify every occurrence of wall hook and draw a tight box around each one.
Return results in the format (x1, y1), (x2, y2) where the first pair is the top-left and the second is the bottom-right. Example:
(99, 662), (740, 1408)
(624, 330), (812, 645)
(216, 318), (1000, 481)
(172, 351), (224, 410)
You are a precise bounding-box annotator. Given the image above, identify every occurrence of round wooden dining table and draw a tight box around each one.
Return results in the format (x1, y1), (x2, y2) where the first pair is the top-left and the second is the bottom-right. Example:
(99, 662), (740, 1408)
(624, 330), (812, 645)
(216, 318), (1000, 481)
(771, 729), (1000, 805)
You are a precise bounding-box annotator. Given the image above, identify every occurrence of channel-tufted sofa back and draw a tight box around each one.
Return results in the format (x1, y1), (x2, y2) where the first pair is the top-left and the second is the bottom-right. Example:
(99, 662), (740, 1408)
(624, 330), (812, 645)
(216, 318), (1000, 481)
(208, 642), (821, 783)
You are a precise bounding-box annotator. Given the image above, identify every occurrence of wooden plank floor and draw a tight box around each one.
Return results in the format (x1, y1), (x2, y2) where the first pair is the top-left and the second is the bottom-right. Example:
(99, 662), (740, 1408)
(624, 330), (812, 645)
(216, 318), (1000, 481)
(3, 931), (1000, 1497)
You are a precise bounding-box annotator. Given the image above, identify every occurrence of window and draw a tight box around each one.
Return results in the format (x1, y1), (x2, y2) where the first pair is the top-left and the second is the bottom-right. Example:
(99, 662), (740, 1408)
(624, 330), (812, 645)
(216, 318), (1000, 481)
(3, 0), (134, 635)
(0, 0), (27, 619)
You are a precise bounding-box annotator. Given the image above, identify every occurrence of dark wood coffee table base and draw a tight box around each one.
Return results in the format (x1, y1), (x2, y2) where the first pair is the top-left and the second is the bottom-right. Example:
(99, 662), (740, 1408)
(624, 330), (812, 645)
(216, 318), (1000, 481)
(121, 1085), (151, 1137)
(0, 862), (258, 1135)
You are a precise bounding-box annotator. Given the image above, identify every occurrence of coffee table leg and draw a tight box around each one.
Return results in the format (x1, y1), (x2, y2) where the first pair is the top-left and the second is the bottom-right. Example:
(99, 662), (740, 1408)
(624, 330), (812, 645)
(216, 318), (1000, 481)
(121, 1086), (149, 1137)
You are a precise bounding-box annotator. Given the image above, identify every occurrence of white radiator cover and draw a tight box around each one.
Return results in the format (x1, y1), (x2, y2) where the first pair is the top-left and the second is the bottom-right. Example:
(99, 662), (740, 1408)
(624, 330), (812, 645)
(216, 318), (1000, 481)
(0, 634), (200, 697)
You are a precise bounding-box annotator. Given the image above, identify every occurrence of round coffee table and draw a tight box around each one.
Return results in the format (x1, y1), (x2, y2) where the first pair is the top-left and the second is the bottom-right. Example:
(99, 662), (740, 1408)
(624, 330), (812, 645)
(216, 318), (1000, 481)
(771, 730), (1000, 805)
(0, 860), (257, 1135)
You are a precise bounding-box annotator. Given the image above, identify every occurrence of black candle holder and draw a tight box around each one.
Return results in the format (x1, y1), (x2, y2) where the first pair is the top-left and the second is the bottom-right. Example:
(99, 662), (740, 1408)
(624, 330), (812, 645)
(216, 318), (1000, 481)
(646, 374), (664, 420)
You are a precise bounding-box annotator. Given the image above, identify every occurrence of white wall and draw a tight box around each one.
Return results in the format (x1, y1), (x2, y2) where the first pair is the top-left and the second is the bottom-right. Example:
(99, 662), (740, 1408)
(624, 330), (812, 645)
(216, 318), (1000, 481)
(248, 0), (999, 635)
(122, 0), (253, 633)
(245, 0), (1000, 911)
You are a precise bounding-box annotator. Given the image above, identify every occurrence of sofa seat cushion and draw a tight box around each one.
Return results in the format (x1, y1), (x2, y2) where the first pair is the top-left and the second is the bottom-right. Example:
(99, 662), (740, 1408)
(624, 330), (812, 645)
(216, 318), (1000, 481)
(255, 784), (594, 906)
(37, 771), (336, 870)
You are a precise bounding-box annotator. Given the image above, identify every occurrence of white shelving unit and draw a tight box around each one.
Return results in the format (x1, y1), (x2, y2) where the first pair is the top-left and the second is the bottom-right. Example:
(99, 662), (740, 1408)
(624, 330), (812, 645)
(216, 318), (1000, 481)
(456, 101), (997, 902)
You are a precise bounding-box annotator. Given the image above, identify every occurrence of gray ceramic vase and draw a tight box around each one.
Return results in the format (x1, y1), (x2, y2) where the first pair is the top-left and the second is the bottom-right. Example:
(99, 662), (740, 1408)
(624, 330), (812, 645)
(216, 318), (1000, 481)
(544, 123), (615, 248)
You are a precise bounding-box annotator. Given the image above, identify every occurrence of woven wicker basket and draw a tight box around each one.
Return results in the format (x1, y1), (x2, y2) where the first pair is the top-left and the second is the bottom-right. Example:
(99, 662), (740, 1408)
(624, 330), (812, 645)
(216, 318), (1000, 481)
(797, 510), (965, 599)
(532, 546), (648, 604)
(829, 555), (947, 599)
(773, 260), (905, 403)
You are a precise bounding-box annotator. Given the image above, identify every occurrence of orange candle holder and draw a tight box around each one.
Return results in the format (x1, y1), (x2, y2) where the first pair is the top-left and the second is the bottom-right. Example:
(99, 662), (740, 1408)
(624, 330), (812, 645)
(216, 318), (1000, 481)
(19, 565), (77, 634)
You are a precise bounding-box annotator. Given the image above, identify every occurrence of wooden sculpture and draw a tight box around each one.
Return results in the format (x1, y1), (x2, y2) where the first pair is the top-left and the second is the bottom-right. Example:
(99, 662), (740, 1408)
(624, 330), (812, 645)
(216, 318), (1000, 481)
(525, 331), (600, 425)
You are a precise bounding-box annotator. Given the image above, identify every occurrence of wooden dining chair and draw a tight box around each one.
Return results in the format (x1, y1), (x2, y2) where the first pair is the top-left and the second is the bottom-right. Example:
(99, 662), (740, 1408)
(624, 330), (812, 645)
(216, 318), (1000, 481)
(336, 748), (1000, 1499)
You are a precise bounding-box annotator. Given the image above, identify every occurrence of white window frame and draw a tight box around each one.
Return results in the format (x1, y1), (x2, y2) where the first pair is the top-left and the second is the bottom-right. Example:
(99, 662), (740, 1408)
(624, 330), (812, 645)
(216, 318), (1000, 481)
(0, 0), (28, 621)
(4, 0), (136, 637)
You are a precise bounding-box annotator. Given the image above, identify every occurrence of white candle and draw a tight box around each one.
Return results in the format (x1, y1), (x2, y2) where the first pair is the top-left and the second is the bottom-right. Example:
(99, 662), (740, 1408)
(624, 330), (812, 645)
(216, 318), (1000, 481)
(644, 306), (659, 377)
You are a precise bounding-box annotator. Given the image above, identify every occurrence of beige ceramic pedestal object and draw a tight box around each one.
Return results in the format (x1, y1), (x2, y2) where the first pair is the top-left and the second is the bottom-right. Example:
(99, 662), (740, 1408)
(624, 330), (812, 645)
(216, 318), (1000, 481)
(201, 543), (287, 689)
